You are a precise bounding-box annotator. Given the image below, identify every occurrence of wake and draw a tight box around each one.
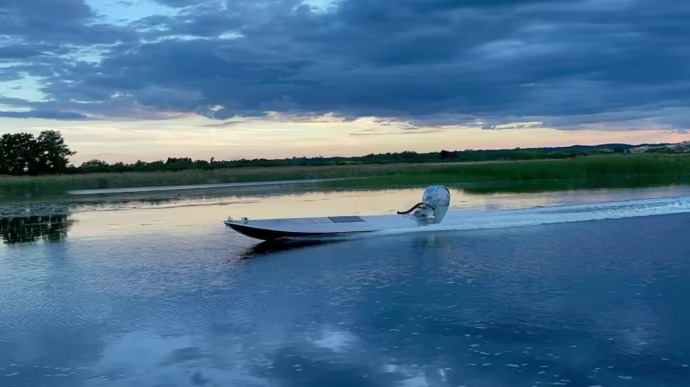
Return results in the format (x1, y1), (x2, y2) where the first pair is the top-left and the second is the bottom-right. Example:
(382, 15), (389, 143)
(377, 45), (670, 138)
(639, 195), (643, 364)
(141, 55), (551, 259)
(370, 195), (690, 238)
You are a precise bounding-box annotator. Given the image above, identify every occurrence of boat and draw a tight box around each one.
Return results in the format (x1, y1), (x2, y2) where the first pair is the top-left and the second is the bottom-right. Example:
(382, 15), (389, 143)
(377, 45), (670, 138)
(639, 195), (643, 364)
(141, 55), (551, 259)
(223, 185), (451, 241)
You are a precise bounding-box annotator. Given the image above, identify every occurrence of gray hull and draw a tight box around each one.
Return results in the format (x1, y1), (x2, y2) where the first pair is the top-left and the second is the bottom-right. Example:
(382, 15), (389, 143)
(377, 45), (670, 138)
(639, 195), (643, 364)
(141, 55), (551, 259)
(224, 220), (375, 241)
(224, 214), (426, 241)
(224, 185), (452, 241)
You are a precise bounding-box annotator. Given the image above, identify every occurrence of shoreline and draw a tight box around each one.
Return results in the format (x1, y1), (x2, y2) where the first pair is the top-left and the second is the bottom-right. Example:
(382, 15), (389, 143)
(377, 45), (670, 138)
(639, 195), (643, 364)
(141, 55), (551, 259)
(1, 154), (689, 199)
(64, 177), (369, 195)
(2, 177), (690, 212)
(2, 181), (690, 225)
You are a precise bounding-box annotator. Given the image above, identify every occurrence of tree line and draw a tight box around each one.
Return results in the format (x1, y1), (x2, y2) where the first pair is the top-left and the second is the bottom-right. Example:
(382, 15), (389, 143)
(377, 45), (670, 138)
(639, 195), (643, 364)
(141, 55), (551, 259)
(0, 130), (76, 175)
(0, 130), (677, 176)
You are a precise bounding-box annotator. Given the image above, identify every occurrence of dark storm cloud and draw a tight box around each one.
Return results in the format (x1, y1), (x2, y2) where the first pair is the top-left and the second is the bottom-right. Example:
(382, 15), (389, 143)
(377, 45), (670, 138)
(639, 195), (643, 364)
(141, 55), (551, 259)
(0, 110), (89, 120)
(5, 0), (690, 128)
(0, 0), (135, 45)
(0, 45), (50, 59)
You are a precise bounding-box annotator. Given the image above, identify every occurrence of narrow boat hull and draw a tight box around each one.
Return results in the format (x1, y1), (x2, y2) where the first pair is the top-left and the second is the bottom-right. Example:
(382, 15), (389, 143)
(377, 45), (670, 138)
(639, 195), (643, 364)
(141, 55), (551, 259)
(223, 214), (423, 241)
(224, 185), (453, 241)
(224, 220), (374, 240)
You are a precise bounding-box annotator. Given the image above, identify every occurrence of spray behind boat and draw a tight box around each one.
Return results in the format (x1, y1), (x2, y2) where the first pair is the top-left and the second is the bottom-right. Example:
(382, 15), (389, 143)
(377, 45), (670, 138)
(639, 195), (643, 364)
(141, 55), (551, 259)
(396, 185), (451, 224)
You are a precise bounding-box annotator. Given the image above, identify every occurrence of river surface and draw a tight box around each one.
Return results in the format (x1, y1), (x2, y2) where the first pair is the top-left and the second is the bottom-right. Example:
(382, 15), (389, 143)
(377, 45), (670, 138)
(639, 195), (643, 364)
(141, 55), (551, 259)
(2, 185), (690, 386)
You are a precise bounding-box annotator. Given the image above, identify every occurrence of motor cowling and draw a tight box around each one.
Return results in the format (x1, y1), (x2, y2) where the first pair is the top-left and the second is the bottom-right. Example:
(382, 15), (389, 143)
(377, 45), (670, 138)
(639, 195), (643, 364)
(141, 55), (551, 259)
(396, 185), (451, 224)
(421, 185), (451, 224)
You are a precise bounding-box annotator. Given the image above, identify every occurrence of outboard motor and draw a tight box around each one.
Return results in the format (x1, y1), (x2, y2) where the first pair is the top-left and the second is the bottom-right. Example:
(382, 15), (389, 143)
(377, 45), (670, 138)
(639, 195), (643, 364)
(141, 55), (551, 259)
(397, 185), (451, 224)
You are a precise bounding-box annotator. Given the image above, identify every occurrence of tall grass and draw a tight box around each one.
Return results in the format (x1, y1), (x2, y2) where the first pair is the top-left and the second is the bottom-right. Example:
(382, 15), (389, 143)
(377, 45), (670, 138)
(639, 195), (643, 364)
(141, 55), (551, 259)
(1, 154), (689, 198)
(317, 154), (690, 189)
(0, 163), (420, 197)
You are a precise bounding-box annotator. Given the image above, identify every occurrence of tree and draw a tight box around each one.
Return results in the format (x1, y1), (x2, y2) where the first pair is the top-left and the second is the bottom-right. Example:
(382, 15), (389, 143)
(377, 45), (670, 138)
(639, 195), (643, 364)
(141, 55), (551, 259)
(35, 130), (76, 174)
(79, 159), (110, 173)
(0, 132), (39, 175)
(0, 130), (76, 176)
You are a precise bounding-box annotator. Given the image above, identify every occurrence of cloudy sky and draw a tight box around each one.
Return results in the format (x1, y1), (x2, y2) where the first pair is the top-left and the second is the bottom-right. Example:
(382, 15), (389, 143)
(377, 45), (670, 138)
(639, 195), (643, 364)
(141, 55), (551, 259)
(1, 0), (688, 164)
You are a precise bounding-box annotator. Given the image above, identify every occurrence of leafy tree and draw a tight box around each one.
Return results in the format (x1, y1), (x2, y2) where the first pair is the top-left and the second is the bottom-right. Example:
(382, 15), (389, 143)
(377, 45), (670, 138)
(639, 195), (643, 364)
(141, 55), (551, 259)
(35, 130), (76, 174)
(0, 132), (38, 175)
(0, 130), (76, 176)
(79, 159), (110, 173)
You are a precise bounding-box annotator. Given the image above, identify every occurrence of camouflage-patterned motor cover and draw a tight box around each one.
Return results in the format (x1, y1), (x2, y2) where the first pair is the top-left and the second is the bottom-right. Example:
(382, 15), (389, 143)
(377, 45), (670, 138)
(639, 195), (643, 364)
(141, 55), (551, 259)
(422, 185), (451, 208)
(421, 185), (451, 224)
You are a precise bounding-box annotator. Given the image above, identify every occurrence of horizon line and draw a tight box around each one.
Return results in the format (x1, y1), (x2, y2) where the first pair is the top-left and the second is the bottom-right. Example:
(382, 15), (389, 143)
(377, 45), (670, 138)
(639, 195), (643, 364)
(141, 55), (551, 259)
(76, 140), (680, 165)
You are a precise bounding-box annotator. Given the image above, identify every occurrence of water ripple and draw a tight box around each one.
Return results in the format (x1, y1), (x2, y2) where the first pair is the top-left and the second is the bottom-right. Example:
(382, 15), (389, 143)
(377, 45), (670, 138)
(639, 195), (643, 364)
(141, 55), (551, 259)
(2, 193), (690, 386)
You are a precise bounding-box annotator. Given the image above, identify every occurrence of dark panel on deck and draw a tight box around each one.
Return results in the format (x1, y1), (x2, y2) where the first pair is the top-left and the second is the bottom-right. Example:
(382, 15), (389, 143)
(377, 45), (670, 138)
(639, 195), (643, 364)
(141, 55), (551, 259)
(328, 216), (365, 223)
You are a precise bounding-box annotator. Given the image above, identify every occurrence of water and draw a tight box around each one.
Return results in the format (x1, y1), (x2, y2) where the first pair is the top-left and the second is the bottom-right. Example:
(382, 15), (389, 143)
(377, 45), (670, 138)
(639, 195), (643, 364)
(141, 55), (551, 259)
(2, 185), (690, 386)
(65, 177), (364, 195)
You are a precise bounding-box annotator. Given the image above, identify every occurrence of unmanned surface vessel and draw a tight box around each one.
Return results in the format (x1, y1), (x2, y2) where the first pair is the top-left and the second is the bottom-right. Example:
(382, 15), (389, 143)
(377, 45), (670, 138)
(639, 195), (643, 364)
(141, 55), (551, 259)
(224, 185), (452, 241)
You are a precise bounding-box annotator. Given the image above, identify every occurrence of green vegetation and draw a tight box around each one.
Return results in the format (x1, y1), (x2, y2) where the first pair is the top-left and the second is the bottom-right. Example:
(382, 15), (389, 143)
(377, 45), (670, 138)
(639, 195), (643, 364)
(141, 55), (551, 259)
(2, 154), (690, 198)
(72, 144), (635, 172)
(0, 163), (397, 197)
(317, 154), (690, 189)
(1, 129), (689, 198)
(0, 129), (679, 176)
(0, 130), (76, 175)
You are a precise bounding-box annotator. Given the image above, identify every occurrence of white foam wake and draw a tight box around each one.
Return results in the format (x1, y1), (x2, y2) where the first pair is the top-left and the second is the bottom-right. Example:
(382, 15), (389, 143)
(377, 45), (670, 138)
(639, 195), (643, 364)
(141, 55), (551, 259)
(370, 195), (690, 238)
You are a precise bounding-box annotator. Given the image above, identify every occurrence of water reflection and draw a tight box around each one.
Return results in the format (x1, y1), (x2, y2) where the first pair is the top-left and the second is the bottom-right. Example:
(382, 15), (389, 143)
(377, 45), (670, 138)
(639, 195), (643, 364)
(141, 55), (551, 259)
(235, 239), (348, 260)
(0, 214), (73, 245)
(2, 204), (690, 386)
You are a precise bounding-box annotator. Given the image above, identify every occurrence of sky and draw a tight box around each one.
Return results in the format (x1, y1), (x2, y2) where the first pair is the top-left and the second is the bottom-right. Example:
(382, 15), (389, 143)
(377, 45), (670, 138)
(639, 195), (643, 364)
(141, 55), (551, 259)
(0, 0), (689, 164)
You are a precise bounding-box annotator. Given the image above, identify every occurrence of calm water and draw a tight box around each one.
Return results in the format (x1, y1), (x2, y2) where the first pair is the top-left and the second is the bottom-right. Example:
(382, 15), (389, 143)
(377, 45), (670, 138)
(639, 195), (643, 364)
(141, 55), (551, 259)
(2, 185), (690, 386)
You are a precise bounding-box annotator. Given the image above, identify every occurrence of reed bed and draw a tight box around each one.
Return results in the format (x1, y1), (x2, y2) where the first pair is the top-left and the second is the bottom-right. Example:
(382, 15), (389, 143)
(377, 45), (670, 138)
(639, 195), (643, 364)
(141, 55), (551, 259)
(318, 154), (690, 189)
(0, 163), (425, 197)
(1, 154), (689, 198)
